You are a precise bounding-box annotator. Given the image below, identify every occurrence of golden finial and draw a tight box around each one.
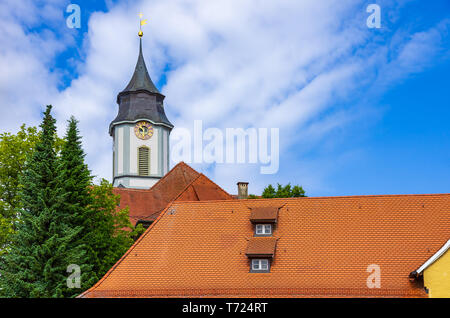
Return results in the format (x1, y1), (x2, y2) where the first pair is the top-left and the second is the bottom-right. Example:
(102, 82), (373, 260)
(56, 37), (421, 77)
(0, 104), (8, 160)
(138, 13), (147, 37)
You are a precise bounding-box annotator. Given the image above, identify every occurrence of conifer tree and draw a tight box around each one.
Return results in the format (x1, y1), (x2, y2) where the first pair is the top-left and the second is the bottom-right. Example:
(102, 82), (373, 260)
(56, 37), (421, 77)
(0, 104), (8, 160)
(57, 117), (138, 294)
(262, 183), (306, 198)
(0, 110), (142, 297)
(57, 117), (94, 296)
(0, 106), (82, 297)
(262, 184), (276, 198)
(0, 125), (64, 257)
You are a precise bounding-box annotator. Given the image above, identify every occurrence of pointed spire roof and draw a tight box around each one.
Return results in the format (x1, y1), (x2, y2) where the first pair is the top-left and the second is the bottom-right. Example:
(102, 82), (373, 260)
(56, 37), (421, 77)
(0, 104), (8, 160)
(121, 38), (160, 95)
(110, 36), (173, 135)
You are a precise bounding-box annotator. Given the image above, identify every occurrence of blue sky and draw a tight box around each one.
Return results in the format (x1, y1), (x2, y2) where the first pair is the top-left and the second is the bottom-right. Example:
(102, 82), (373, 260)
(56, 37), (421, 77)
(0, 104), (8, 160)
(330, 57), (450, 195)
(0, 0), (449, 196)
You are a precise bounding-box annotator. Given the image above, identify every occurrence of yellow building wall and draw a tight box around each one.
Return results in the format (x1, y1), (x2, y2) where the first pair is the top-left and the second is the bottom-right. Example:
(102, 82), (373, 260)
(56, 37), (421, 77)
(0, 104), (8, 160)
(424, 250), (450, 298)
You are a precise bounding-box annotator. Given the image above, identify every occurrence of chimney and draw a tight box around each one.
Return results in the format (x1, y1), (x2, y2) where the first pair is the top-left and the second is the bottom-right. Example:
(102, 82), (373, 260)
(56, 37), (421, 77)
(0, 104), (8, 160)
(237, 182), (249, 199)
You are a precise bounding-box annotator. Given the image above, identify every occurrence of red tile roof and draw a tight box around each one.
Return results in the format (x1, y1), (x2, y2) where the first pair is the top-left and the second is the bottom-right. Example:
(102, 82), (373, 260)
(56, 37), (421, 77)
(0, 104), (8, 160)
(250, 207), (280, 223)
(246, 237), (278, 257)
(113, 162), (233, 225)
(80, 193), (450, 298)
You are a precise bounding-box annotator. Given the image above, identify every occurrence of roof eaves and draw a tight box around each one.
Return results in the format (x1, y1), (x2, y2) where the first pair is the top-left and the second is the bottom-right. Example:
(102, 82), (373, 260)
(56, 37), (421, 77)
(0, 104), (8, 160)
(414, 239), (450, 275)
(77, 201), (176, 298)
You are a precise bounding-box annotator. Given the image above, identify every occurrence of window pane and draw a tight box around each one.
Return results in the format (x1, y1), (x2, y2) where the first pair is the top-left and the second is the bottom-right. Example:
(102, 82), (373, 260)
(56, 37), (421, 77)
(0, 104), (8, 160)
(256, 225), (263, 234)
(252, 259), (260, 270)
(261, 260), (268, 270)
(264, 225), (272, 234)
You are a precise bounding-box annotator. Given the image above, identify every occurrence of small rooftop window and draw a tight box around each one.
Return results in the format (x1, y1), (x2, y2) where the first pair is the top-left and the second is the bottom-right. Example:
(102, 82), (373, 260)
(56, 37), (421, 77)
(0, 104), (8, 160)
(251, 259), (270, 273)
(255, 224), (272, 236)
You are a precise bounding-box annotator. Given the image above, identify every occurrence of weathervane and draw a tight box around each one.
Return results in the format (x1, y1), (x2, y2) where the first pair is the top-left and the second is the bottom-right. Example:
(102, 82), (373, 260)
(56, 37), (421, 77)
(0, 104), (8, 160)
(138, 13), (147, 37)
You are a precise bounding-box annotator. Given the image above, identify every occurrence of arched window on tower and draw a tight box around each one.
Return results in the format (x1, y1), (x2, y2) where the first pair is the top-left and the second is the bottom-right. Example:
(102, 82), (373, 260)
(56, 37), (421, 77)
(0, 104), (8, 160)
(138, 146), (150, 176)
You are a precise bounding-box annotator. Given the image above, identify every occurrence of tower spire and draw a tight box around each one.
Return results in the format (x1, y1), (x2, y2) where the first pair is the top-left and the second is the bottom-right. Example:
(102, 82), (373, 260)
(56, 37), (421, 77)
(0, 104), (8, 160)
(119, 13), (160, 96)
(110, 12), (173, 189)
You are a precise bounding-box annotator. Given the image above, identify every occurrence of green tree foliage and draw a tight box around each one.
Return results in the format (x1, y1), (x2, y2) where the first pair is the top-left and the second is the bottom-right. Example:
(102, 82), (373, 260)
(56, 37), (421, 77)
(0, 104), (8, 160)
(57, 117), (93, 296)
(131, 223), (146, 241)
(262, 184), (276, 198)
(0, 125), (63, 256)
(0, 106), (84, 297)
(57, 117), (139, 296)
(0, 109), (145, 297)
(262, 183), (306, 198)
(0, 217), (14, 258)
(0, 125), (39, 256)
(84, 180), (136, 280)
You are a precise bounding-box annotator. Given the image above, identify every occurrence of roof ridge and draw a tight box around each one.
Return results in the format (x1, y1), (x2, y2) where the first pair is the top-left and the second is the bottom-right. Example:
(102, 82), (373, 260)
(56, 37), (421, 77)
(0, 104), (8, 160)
(138, 174), (205, 222)
(148, 161), (199, 191)
(172, 173), (203, 202)
(141, 173), (233, 221)
(195, 173), (234, 200)
(168, 192), (450, 205)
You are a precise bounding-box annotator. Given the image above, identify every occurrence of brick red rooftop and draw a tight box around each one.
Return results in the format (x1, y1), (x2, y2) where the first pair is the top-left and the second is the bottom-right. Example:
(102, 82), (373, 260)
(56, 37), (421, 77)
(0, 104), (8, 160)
(113, 162), (233, 226)
(81, 193), (450, 298)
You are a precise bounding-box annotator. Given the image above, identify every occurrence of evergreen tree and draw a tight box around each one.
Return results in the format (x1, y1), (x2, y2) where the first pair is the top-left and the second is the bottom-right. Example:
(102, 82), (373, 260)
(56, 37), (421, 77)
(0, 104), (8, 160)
(291, 185), (306, 197)
(0, 125), (63, 257)
(262, 184), (276, 198)
(57, 117), (139, 293)
(262, 183), (306, 198)
(0, 111), (143, 297)
(0, 105), (83, 297)
(57, 117), (94, 296)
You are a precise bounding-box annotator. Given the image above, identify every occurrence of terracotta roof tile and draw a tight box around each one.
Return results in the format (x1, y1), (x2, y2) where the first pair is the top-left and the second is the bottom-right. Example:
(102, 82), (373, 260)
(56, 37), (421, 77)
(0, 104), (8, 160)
(246, 237), (277, 257)
(249, 207), (280, 223)
(80, 193), (450, 298)
(113, 162), (232, 225)
(149, 162), (200, 199)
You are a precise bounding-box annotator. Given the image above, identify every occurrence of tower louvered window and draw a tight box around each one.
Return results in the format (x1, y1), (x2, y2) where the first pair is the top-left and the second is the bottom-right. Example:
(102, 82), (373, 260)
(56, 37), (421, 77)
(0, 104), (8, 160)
(138, 146), (150, 176)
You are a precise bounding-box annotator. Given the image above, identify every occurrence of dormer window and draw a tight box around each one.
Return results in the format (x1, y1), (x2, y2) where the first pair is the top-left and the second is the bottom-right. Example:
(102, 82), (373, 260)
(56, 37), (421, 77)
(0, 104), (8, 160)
(246, 237), (277, 273)
(251, 259), (270, 272)
(255, 224), (272, 236)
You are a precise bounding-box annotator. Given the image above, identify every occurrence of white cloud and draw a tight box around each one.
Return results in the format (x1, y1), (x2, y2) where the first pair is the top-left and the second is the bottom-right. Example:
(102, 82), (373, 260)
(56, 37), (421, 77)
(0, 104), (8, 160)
(0, 0), (449, 194)
(0, 0), (69, 132)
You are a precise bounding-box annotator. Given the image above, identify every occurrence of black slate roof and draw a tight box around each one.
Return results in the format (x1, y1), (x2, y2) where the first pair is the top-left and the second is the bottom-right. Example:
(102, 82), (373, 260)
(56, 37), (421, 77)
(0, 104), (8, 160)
(110, 38), (173, 134)
(120, 38), (160, 95)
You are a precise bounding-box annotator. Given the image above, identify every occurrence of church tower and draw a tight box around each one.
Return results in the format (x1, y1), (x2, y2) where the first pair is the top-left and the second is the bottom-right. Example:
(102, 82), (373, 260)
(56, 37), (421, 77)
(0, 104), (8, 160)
(110, 33), (173, 189)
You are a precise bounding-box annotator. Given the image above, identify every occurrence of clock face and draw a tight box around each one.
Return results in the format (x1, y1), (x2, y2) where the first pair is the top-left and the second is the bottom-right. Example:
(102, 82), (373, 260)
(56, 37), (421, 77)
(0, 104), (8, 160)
(134, 121), (154, 140)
